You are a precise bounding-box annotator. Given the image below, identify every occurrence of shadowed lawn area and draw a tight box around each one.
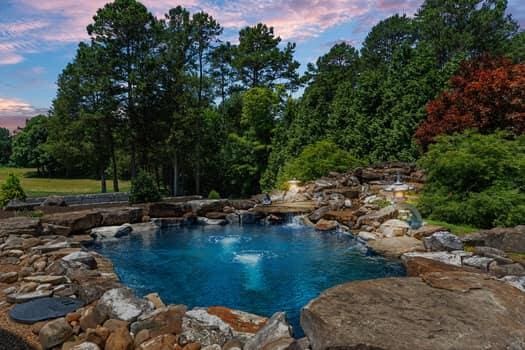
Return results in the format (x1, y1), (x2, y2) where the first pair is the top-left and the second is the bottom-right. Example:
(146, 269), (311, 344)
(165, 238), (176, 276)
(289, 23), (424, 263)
(0, 168), (130, 197)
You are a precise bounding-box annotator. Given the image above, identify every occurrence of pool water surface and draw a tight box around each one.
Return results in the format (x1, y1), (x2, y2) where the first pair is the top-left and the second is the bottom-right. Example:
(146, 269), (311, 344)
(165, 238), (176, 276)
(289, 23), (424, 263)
(94, 223), (405, 335)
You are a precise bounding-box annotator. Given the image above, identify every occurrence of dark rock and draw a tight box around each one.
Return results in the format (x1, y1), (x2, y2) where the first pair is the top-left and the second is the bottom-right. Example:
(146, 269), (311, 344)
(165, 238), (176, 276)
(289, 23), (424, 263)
(41, 196), (66, 207)
(42, 223), (72, 236)
(75, 279), (121, 305)
(4, 199), (36, 211)
(308, 206), (330, 222)
(489, 262), (525, 278)
(91, 224), (132, 241)
(238, 211), (262, 225)
(205, 212), (228, 220)
(301, 272), (525, 350)
(423, 231), (463, 252)
(147, 202), (190, 218)
(189, 199), (229, 216)
(62, 251), (98, 269)
(229, 200), (256, 210)
(462, 226), (525, 253)
(100, 207), (143, 226)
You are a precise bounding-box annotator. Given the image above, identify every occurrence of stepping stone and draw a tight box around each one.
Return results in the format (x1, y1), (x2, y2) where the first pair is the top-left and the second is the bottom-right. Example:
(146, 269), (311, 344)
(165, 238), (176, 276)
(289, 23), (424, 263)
(24, 275), (67, 285)
(9, 297), (84, 324)
(7, 290), (53, 304)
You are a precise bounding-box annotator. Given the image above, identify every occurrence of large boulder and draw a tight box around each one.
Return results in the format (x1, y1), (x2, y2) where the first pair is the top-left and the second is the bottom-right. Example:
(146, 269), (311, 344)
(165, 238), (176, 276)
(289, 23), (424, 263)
(188, 199), (229, 216)
(39, 317), (73, 349)
(42, 210), (102, 234)
(314, 219), (338, 231)
(301, 272), (525, 350)
(423, 231), (463, 251)
(368, 236), (424, 258)
(356, 205), (398, 228)
(0, 217), (42, 237)
(91, 224), (132, 241)
(403, 257), (480, 277)
(308, 206), (330, 222)
(462, 226), (525, 253)
(96, 288), (154, 322)
(41, 195), (66, 207)
(100, 207), (143, 226)
(147, 202), (190, 218)
(378, 219), (410, 238)
(402, 251), (473, 267)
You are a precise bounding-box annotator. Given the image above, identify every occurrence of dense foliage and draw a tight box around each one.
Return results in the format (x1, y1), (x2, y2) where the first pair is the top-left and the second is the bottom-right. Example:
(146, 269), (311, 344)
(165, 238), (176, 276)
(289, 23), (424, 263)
(9, 0), (522, 200)
(0, 128), (11, 165)
(418, 132), (525, 228)
(416, 57), (525, 148)
(129, 171), (162, 204)
(274, 140), (362, 190)
(0, 174), (26, 207)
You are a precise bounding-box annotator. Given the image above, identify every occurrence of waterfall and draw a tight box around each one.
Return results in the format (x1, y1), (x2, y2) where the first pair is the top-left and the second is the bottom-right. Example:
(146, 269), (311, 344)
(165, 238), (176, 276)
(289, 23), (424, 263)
(284, 213), (305, 228)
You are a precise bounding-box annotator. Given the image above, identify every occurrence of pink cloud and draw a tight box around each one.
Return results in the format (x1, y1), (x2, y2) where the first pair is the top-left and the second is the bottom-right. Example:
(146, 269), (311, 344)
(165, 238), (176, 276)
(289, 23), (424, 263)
(0, 53), (24, 65)
(0, 97), (47, 131)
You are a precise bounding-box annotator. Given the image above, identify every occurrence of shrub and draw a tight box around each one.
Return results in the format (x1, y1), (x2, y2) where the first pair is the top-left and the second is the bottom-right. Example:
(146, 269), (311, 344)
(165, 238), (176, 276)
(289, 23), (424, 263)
(0, 173), (26, 207)
(415, 57), (525, 149)
(276, 140), (363, 189)
(418, 132), (525, 228)
(129, 171), (161, 204)
(208, 190), (220, 199)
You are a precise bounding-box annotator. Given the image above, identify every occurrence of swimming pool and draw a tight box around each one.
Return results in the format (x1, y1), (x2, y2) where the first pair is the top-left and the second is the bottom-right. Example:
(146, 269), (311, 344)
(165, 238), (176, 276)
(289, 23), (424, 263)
(94, 223), (404, 336)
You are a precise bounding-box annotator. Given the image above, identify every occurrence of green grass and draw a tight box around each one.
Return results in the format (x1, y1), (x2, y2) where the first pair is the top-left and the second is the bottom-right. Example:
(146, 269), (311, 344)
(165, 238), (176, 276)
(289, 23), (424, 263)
(424, 219), (479, 236)
(0, 168), (130, 197)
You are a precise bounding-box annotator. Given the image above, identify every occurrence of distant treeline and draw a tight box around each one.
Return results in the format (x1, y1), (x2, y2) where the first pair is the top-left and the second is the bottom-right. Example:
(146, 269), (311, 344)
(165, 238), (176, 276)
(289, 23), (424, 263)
(7, 0), (524, 197)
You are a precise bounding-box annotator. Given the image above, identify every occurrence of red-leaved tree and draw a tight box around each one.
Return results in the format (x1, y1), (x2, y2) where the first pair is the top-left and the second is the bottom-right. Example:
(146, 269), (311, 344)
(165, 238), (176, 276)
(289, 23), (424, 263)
(415, 57), (525, 149)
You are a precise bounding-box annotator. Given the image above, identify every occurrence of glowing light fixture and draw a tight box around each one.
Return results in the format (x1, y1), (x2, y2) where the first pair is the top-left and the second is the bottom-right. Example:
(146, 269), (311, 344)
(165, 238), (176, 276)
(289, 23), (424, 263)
(384, 173), (413, 202)
(287, 179), (300, 191)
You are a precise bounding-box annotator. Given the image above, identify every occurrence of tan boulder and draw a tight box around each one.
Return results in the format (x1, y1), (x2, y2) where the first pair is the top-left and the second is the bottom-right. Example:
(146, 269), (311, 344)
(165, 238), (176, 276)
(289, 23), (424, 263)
(105, 326), (133, 350)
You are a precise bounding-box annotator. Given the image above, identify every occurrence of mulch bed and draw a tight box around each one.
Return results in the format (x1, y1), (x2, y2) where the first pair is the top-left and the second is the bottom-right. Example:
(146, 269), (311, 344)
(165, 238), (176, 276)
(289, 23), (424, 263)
(0, 328), (35, 350)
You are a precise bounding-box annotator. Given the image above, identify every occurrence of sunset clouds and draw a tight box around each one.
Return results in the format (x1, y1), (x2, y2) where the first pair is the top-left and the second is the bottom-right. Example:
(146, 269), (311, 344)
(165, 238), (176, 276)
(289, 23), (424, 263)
(0, 0), (523, 128)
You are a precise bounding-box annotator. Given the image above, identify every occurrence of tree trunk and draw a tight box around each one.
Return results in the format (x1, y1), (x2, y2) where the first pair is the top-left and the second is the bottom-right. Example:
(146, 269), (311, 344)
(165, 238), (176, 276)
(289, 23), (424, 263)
(131, 143), (137, 179)
(110, 139), (119, 192)
(100, 168), (107, 193)
(195, 162), (201, 195)
(172, 155), (179, 196)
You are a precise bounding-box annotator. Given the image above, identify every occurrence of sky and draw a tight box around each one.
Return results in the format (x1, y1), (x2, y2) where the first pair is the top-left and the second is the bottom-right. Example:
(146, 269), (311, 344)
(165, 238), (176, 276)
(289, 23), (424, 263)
(0, 0), (524, 132)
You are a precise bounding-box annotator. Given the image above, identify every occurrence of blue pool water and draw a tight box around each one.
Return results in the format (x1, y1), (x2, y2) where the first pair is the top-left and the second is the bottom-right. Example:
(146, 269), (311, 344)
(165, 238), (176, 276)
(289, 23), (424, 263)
(94, 223), (404, 336)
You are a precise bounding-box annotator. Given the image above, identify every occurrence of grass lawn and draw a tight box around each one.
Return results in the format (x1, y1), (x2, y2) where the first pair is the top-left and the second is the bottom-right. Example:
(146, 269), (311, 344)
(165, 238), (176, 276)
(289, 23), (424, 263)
(424, 218), (479, 236)
(0, 168), (130, 197)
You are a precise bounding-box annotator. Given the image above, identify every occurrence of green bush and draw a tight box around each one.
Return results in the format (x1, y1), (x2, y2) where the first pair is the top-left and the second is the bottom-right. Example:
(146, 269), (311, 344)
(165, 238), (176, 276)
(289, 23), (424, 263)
(418, 132), (525, 228)
(208, 190), (220, 199)
(276, 140), (364, 189)
(129, 171), (161, 204)
(0, 173), (26, 207)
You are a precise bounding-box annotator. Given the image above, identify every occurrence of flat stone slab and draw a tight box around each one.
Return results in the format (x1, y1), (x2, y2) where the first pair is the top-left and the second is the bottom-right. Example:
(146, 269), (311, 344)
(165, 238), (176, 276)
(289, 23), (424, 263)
(7, 290), (53, 304)
(301, 272), (525, 350)
(367, 236), (424, 257)
(9, 297), (84, 324)
(24, 275), (67, 285)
